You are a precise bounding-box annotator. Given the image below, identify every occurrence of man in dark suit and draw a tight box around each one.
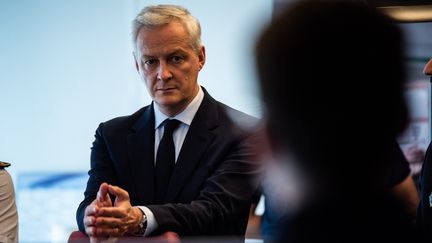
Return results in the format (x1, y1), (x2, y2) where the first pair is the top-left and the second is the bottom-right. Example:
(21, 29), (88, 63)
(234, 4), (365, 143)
(76, 4), (259, 240)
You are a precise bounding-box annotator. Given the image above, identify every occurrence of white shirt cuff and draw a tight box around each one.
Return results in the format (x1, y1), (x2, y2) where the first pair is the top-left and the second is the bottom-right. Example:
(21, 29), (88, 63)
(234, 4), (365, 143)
(136, 206), (158, 237)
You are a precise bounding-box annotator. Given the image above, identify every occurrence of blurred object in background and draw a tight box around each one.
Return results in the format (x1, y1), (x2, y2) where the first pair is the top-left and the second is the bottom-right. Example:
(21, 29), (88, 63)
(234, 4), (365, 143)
(17, 172), (87, 243)
(398, 81), (430, 187)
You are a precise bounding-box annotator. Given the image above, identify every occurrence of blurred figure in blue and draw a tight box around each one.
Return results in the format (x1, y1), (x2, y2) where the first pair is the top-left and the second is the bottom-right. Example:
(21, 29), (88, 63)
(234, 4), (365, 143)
(0, 162), (18, 243)
(254, 1), (419, 242)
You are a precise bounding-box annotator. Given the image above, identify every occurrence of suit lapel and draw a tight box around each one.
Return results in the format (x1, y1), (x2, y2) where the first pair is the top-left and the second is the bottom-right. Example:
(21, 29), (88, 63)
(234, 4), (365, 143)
(128, 105), (156, 204)
(165, 90), (219, 202)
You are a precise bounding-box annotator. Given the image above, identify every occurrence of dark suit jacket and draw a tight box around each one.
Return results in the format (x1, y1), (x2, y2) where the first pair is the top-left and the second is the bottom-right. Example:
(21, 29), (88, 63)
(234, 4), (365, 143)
(418, 143), (432, 242)
(76, 88), (259, 236)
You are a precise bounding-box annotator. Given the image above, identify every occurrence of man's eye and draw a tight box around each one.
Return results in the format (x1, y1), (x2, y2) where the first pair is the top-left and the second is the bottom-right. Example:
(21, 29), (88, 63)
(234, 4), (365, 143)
(171, 56), (183, 64)
(144, 59), (157, 66)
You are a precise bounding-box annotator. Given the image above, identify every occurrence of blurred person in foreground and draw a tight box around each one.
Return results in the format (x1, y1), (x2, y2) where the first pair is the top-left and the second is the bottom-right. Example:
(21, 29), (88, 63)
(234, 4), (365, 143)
(76, 4), (259, 242)
(417, 58), (432, 242)
(0, 162), (18, 243)
(254, 1), (419, 242)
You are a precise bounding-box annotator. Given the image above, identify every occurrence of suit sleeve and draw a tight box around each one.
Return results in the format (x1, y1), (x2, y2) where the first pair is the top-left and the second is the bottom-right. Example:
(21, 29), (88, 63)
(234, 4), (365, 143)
(76, 123), (118, 233)
(417, 142), (432, 240)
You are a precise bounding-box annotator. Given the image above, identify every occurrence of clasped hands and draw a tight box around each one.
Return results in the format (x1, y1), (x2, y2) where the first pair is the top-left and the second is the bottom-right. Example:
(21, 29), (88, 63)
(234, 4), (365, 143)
(83, 182), (143, 241)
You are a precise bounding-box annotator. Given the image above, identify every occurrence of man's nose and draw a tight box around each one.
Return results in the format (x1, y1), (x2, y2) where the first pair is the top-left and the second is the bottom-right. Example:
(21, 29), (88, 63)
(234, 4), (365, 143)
(157, 62), (173, 81)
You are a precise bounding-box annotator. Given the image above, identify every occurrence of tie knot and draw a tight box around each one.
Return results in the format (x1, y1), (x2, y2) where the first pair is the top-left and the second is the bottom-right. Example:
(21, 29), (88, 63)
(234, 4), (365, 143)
(163, 119), (181, 135)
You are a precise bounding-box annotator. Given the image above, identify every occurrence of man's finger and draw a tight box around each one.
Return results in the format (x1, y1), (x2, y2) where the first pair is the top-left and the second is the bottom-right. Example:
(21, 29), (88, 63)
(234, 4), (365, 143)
(97, 207), (129, 218)
(94, 216), (126, 228)
(85, 225), (97, 237)
(85, 204), (99, 216)
(107, 185), (130, 202)
(97, 183), (111, 204)
(84, 215), (97, 227)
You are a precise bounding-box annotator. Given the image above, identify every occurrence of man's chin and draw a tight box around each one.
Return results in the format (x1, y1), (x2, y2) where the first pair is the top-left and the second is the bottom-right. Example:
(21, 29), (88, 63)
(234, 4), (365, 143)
(155, 98), (181, 107)
(154, 97), (186, 113)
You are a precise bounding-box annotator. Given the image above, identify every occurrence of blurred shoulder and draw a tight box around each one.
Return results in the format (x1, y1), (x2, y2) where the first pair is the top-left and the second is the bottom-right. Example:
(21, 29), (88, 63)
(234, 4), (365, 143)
(0, 161), (11, 169)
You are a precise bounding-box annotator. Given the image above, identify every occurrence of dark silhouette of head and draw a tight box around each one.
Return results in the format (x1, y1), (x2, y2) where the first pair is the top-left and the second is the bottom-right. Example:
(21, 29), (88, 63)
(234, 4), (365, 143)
(256, 0), (407, 179)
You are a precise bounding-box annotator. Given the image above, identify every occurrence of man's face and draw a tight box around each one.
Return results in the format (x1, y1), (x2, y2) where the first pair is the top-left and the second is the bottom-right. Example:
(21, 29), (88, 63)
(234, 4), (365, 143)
(134, 21), (205, 116)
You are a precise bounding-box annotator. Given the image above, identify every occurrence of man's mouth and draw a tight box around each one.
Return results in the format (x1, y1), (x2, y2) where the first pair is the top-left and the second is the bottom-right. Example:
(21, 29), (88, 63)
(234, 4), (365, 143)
(157, 87), (176, 92)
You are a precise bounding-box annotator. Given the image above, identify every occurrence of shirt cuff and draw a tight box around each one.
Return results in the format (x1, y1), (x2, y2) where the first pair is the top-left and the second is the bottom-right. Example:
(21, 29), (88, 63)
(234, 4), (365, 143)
(136, 206), (158, 237)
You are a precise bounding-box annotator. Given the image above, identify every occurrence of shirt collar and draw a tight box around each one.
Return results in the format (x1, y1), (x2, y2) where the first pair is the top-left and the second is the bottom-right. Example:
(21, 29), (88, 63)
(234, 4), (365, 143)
(154, 86), (204, 129)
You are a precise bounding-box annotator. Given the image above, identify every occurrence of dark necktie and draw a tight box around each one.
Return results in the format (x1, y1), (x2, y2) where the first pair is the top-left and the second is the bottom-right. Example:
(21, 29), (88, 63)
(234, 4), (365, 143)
(155, 119), (181, 203)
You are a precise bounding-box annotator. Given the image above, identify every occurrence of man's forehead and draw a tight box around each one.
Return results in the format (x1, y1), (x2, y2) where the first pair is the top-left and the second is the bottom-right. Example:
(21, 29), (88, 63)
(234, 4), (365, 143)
(140, 44), (191, 58)
(137, 35), (192, 54)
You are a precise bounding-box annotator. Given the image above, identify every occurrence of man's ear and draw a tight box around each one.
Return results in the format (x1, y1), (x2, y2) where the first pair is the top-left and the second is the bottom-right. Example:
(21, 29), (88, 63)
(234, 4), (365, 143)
(198, 46), (206, 71)
(133, 52), (139, 72)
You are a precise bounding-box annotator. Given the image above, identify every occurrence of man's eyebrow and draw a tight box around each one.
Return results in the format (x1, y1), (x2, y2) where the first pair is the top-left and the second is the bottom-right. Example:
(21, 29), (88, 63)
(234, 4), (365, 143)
(141, 54), (155, 59)
(168, 49), (188, 55)
(140, 48), (188, 59)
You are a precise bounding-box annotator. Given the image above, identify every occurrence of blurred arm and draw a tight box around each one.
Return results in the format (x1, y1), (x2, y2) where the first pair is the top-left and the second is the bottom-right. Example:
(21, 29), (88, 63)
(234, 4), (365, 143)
(390, 175), (419, 224)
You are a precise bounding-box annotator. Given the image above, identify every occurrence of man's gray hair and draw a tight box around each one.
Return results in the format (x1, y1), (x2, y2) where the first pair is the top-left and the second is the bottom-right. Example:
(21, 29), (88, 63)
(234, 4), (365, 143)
(132, 4), (202, 54)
